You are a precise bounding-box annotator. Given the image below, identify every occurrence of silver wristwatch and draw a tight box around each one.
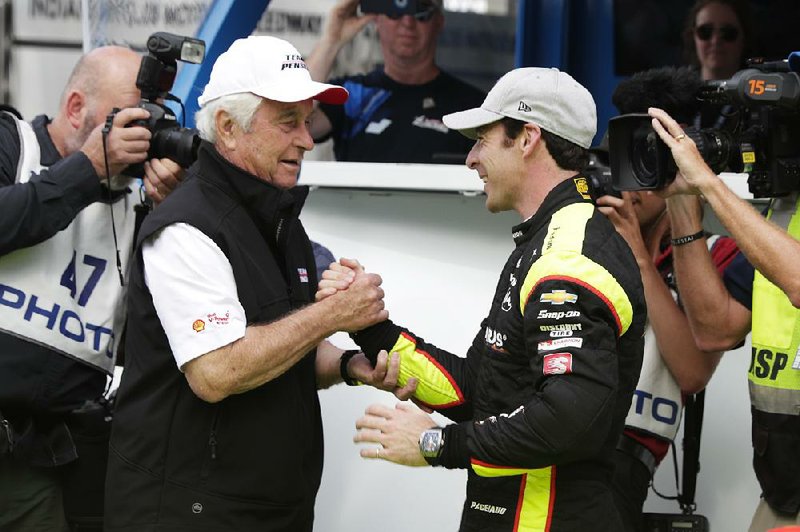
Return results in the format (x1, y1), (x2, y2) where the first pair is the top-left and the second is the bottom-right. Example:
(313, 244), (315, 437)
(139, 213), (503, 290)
(419, 427), (444, 461)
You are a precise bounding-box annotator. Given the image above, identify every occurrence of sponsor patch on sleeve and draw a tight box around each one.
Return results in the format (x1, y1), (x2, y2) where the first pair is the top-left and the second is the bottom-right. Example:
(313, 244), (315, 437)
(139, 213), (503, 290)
(543, 352), (573, 375)
(539, 289), (578, 305)
(192, 310), (232, 333)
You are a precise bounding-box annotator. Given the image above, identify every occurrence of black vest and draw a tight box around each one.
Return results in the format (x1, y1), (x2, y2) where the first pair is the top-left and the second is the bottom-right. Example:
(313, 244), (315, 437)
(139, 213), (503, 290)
(105, 143), (322, 532)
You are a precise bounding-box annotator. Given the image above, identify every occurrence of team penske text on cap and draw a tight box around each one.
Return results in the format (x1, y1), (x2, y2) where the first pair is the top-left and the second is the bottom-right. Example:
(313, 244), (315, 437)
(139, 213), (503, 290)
(442, 67), (597, 149)
(197, 36), (348, 107)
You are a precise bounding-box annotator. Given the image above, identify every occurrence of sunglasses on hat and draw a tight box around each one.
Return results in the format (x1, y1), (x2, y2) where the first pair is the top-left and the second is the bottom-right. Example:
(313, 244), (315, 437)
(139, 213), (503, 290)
(386, 3), (438, 21)
(695, 23), (740, 42)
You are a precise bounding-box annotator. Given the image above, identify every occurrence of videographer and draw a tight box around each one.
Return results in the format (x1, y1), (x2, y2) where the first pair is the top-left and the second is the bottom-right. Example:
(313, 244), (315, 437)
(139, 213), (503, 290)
(0, 45), (183, 531)
(306, 0), (485, 163)
(595, 66), (737, 532)
(651, 106), (800, 531)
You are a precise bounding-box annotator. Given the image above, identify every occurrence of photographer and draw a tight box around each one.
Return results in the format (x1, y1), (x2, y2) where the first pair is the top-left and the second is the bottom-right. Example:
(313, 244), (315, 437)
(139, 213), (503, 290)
(652, 106), (800, 531)
(0, 45), (182, 531)
(306, 0), (485, 163)
(596, 67), (735, 532)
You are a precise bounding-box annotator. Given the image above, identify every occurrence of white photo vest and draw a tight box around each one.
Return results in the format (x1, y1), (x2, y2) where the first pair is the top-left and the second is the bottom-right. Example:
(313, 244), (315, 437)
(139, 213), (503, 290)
(0, 115), (139, 374)
(625, 321), (683, 441)
(624, 236), (720, 441)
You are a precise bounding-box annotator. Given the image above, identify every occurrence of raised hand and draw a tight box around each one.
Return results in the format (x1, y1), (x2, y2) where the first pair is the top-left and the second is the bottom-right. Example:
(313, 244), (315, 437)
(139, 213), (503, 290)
(316, 257), (365, 301)
(323, 0), (377, 49)
(327, 266), (388, 331)
(81, 107), (152, 179)
(649, 106), (718, 197)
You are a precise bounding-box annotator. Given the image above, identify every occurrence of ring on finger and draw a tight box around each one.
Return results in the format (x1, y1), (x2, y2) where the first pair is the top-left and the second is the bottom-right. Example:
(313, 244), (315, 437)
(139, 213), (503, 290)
(675, 133), (686, 141)
(375, 448), (381, 458)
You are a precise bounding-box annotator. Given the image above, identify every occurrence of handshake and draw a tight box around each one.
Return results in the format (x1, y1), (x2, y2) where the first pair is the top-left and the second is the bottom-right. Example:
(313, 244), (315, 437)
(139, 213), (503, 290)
(315, 257), (389, 332)
(316, 258), (421, 402)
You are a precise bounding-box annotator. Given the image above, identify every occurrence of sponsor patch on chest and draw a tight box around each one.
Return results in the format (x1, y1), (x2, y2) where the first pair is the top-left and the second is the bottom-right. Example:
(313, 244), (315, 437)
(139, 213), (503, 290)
(538, 337), (583, 352)
(543, 352), (573, 375)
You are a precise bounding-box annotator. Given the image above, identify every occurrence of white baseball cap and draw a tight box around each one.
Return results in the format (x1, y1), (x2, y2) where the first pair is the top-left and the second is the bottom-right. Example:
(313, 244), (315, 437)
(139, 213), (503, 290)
(197, 36), (348, 107)
(442, 67), (597, 149)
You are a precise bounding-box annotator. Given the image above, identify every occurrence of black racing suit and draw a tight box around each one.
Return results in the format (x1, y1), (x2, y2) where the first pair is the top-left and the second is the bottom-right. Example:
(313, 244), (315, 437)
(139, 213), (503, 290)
(353, 177), (646, 531)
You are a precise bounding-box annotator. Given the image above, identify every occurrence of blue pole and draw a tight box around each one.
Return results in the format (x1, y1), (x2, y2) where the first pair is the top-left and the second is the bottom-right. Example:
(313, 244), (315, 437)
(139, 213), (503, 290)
(170, 0), (272, 127)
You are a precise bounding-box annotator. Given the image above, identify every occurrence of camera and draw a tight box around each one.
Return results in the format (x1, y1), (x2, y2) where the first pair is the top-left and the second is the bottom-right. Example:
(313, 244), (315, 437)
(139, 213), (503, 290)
(608, 53), (800, 198)
(122, 32), (205, 177)
(584, 148), (621, 202)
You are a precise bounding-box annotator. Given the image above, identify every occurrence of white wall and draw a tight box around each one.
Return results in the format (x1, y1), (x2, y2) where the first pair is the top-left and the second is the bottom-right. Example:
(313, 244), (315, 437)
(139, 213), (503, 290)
(298, 176), (760, 532)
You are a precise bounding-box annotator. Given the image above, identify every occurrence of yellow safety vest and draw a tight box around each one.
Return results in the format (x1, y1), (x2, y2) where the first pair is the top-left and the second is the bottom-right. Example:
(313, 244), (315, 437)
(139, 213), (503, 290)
(750, 193), (800, 416)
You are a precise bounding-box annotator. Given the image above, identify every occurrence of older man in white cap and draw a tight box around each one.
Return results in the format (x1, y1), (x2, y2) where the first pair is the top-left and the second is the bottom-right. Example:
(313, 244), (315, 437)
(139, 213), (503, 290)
(104, 36), (406, 532)
(319, 67), (647, 531)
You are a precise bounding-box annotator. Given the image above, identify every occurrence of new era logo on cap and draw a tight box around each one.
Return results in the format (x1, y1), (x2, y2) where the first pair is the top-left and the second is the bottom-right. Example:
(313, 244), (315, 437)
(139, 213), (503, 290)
(518, 101), (532, 112)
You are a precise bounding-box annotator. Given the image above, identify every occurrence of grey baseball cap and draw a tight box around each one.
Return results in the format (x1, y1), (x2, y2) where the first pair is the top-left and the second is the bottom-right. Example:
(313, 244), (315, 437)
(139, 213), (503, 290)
(442, 67), (597, 149)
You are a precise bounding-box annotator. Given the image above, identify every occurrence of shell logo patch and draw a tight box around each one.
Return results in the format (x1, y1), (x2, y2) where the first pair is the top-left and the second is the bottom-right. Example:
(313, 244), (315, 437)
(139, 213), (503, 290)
(193, 319), (205, 333)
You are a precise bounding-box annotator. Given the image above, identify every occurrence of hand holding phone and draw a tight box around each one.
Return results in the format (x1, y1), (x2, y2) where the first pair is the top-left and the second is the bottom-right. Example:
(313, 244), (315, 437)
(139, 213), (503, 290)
(359, 0), (417, 17)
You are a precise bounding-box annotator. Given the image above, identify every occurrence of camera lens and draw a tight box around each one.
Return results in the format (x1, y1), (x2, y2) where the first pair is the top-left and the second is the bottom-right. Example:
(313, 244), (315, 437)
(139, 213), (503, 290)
(630, 127), (660, 187)
(690, 128), (736, 173)
(151, 127), (200, 169)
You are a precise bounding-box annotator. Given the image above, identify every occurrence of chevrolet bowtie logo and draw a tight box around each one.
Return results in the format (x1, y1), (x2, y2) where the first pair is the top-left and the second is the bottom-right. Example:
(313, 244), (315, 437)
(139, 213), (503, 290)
(539, 290), (578, 305)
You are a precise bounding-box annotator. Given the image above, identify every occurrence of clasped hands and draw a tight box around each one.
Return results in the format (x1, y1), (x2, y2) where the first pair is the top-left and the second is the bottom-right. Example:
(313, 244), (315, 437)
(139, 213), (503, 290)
(317, 258), (437, 465)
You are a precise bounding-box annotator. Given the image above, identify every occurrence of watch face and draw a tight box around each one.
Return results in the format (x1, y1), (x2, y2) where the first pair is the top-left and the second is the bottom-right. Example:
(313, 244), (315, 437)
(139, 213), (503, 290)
(420, 429), (442, 457)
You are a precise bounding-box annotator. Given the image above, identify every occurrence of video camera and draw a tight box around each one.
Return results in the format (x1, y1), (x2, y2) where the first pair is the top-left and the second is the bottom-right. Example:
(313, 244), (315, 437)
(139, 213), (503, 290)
(122, 32), (205, 177)
(608, 52), (800, 198)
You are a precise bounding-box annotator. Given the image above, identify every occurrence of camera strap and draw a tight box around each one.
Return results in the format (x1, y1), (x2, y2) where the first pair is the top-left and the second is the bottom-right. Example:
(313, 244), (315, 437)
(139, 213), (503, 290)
(678, 390), (705, 513)
(101, 110), (125, 287)
(650, 390), (705, 514)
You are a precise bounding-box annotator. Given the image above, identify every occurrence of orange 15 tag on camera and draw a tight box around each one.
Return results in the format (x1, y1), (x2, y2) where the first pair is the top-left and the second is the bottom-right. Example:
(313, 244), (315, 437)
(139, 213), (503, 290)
(746, 75), (779, 99)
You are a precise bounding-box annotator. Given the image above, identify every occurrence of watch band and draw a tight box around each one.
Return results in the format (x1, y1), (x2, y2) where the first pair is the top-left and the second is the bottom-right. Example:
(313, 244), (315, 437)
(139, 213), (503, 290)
(339, 349), (362, 386)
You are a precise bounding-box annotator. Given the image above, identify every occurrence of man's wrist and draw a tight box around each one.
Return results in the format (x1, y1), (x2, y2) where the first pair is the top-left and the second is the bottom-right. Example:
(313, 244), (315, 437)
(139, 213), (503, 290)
(339, 349), (362, 386)
(695, 171), (727, 206)
(671, 229), (705, 246)
(666, 195), (703, 235)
